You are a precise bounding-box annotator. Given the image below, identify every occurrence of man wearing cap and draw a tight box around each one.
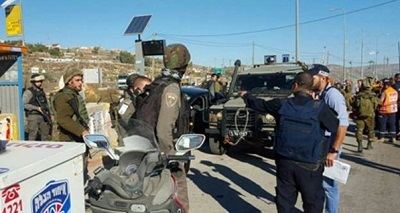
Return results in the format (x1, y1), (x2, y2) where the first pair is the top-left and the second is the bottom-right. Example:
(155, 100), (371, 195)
(307, 64), (349, 213)
(134, 43), (191, 212)
(23, 74), (52, 141)
(239, 72), (339, 212)
(52, 68), (89, 142)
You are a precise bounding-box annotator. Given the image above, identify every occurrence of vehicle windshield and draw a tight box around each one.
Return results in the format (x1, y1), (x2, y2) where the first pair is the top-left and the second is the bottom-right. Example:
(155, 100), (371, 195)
(233, 73), (297, 94)
(116, 118), (159, 150)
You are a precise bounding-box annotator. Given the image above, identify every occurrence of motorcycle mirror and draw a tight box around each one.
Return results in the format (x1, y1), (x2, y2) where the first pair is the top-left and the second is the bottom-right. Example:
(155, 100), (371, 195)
(175, 134), (206, 151)
(83, 134), (119, 161)
(83, 134), (109, 149)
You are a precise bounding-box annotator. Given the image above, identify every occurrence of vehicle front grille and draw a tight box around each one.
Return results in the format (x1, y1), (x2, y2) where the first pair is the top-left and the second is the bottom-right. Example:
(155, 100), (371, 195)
(225, 109), (256, 128)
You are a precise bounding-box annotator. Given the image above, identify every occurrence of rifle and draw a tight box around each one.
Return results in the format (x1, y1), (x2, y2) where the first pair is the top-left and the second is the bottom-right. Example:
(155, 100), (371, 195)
(36, 97), (52, 123)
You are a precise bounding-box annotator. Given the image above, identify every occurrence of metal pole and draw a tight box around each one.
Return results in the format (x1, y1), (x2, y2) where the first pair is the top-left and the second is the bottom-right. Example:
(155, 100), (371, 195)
(398, 41), (400, 72)
(375, 52), (378, 79)
(330, 8), (346, 82)
(135, 35), (145, 75)
(342, 8), (346, 82)
(295, 0), (299, 62)
(20, 0), (25, 45)
(252, 41), (255, 66)
(360, 31), (364, 79)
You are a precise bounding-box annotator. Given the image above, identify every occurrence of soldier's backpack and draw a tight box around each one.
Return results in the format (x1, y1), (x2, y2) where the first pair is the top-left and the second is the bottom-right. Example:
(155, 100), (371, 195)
(356, 93), (375, 118)
(275, 98), (328, 164)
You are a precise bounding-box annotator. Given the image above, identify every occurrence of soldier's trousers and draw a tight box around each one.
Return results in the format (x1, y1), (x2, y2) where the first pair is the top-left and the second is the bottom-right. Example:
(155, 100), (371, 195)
(27, 114), (51, 141)
(356, 116), (375, 142)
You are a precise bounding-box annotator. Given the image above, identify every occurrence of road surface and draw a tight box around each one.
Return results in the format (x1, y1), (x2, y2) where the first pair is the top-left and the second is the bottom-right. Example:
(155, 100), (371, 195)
(86, 121), (400, 212)
(187, 122), (400, 213)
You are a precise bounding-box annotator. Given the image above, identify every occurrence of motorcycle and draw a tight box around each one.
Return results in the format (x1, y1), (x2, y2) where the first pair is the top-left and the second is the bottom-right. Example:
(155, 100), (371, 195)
(83, 118), (205, 213)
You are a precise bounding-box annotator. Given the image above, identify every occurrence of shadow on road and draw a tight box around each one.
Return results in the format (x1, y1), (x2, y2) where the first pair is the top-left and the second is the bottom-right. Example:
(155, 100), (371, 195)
(188, 168), (263, 213)
(200, 160), (275, 205)
(228, 152), (277, 177)
(342, 153), (400, 175)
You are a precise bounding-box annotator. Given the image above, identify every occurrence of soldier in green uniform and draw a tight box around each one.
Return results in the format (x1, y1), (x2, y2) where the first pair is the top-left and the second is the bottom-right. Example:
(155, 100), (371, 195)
(53, 68), (89, 142)
(344, 80), (354, 111)
(353, 78), (381, 152)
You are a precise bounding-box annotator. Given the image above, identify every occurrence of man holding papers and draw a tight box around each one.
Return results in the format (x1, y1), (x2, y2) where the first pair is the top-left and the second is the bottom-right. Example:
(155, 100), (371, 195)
(240, 72), (339, 213)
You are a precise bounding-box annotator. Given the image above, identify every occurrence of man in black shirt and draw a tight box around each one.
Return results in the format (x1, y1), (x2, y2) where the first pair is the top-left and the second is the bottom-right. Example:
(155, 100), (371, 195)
(239, 72), (339, 213)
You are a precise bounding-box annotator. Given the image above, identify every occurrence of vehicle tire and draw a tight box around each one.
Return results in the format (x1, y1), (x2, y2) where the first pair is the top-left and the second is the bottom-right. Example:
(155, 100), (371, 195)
(209, 137), (227, 155)
(184, 151), (191, 174)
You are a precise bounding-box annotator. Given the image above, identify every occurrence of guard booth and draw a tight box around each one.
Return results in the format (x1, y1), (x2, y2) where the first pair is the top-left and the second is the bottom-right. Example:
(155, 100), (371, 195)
(0, 44), (27, 140)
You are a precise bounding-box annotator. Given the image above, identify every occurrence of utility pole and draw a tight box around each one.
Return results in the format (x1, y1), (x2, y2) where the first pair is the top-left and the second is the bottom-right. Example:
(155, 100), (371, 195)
(326, 51), (330, 66)
(330, 8), (346, 82)
(252, 41), (255, 66)
(398, 41), (400, 72)
(360, 31), (364, 79)
(295, 0), (299, 62)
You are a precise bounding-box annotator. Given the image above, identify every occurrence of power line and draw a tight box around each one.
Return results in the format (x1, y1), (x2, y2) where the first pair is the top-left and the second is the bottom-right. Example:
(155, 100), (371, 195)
(158, 0), (398, 37)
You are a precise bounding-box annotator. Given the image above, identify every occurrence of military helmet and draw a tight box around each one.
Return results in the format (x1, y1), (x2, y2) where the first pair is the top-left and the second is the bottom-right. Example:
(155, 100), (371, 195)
(126, 74), (139, 88)
(30, 74), (45, 82)
(362, 78), (373, 90)
(163, 43), (191, 70)
(64, 68), (83, 84)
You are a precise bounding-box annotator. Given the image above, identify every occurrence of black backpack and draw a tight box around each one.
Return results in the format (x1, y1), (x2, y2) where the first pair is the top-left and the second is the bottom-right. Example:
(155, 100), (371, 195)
(275, 98), (328, 164)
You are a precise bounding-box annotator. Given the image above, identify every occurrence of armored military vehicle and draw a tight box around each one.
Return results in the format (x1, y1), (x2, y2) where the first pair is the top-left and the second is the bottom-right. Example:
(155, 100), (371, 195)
(205, 58), (305, 155)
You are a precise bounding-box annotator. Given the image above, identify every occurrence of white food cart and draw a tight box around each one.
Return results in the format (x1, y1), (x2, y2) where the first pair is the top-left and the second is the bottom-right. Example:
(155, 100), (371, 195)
(0, 141), (86, 213)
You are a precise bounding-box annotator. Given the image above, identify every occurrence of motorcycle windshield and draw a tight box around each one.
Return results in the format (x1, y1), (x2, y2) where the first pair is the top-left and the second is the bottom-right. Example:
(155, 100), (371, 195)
(116, 118), (159, 151)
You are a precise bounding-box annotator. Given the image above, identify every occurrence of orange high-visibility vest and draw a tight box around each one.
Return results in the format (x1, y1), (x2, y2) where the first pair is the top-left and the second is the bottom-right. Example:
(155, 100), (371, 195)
(379, 87), (398, 114)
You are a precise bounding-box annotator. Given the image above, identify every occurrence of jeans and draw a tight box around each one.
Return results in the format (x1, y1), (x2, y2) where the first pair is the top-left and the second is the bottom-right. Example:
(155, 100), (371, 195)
(323, 147), (342, 213)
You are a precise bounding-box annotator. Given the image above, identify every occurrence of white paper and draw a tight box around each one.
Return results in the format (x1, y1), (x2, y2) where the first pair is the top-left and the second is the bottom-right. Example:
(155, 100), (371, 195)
(118, 103), (128, 115)
(323, 160), (351, 184)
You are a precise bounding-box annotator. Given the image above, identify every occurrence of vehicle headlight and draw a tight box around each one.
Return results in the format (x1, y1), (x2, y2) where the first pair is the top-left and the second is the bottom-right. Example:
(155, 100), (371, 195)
(216, 112), (223, 120)
(265, 114), (275, 123)
(210, 111), (223, 122)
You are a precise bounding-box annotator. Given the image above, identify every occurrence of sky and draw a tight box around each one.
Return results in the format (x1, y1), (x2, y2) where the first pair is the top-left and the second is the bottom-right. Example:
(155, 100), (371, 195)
(1, 0), (400, 68)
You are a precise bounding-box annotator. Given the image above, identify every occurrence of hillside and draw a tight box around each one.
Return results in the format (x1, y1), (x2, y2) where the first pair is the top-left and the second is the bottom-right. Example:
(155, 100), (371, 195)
(21, 46), (212, 92)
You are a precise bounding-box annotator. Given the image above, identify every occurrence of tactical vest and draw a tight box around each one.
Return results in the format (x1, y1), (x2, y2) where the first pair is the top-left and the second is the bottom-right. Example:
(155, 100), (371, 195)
(26, 87), (48, 115)
(275, 98), (328, 164)
(134, 76), (189, 139)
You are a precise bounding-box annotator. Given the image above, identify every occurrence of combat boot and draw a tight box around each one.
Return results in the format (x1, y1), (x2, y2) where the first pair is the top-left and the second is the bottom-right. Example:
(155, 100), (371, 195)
(367, 140), (373, 150)
(357, 141), (363, 153)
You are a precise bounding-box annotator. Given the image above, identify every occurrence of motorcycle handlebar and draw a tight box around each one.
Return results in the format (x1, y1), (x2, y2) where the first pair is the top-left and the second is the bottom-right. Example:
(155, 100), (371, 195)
(166, 155), (195, 161)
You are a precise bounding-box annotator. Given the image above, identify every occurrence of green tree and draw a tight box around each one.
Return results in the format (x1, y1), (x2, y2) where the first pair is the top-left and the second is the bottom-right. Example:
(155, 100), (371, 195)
(26, 43), (49, 53)
(119, 51), (135, 64)
(92, 46), (100, 54)
(49, 48), (62, 57)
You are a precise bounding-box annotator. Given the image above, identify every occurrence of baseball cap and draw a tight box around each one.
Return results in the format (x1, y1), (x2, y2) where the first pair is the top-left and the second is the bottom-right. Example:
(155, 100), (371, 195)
(307, 64), (330, 77)
(383, 78), (391, 84)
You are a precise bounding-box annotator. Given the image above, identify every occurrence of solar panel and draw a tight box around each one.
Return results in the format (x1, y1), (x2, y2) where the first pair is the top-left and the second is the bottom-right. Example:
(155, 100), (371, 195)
(124, 15), (152, 35)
